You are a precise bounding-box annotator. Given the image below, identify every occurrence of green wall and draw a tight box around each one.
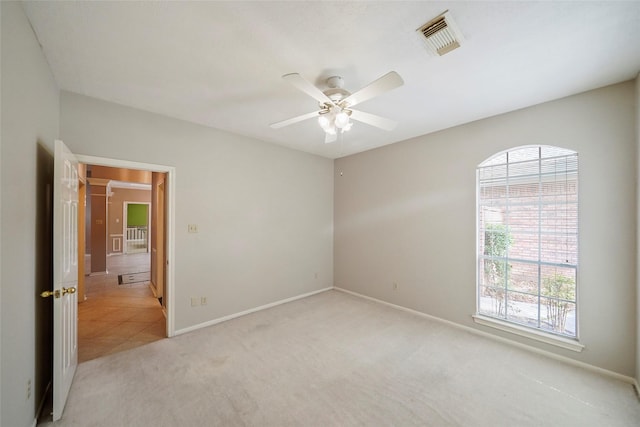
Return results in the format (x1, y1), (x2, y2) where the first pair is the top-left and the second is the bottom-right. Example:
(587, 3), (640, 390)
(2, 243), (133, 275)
(127, 204), (148, 226)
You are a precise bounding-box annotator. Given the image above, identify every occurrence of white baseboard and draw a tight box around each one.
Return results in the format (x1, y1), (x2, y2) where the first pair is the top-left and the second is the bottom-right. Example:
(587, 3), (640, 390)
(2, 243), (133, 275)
(333, 286), (637, 386)
(174, 287), (333, 336)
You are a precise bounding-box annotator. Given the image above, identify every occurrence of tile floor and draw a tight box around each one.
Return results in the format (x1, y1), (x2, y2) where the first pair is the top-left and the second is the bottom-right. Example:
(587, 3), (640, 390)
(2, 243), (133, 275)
(78, 252), (165, 362)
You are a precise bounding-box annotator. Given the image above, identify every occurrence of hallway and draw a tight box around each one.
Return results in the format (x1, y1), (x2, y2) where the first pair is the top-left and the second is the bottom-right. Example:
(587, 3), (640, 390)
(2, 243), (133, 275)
(78, 253), (165, 362)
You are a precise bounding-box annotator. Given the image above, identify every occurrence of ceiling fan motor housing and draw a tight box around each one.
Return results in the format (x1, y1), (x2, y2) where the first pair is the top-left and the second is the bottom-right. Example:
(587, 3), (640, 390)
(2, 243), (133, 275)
(321, 88), (351, 106)
(322, 75), (351, 105)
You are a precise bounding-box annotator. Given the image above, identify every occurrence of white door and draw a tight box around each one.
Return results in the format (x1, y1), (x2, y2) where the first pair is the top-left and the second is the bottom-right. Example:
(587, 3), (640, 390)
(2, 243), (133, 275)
(51, 139), (79, 420)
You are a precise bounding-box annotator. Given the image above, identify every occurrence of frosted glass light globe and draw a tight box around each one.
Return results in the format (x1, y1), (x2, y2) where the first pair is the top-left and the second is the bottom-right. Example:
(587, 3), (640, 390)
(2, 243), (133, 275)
(334, 111), (350, 129)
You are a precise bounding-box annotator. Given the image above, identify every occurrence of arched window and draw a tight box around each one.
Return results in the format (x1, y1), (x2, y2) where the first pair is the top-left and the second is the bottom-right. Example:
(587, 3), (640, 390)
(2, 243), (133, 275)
(476, 146), (578, 339)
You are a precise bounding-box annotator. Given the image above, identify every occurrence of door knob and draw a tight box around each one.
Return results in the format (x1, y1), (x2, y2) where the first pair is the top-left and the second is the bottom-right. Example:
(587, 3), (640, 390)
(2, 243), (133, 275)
(40, 287), (76, 298)
(41, 290), (61, 298)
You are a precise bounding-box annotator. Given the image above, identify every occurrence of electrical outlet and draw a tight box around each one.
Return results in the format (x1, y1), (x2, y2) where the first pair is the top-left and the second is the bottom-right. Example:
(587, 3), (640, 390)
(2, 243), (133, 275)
(188, 224), (198, 233)
(27, 379), (31, 400)
(201, 296), (207, 305)
(314, 272), (318, 279)
(191, 297), (199, 307)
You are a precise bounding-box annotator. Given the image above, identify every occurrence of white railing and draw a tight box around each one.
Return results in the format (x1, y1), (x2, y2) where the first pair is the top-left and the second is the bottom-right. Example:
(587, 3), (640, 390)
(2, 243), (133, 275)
(126, 226), (148, 253)
(126, 226), (147, 242)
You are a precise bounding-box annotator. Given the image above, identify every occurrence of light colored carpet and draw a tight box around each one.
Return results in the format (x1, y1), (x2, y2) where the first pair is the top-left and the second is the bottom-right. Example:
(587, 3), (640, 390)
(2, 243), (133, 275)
(39, 290), (639, 426)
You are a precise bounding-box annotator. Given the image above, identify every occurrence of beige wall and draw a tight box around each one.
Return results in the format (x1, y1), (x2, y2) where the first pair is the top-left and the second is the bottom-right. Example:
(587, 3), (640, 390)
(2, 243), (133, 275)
(89, 183), (107, 272)
(1, 2), (60, 426)
(107, 187), (151, 254)
(60, 91), (335, 332)
(335, 81), (637, 377)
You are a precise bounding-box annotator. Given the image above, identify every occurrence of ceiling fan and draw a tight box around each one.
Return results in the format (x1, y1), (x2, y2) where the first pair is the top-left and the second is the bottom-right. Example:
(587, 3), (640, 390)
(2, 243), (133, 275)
(270, 71), (404, 143)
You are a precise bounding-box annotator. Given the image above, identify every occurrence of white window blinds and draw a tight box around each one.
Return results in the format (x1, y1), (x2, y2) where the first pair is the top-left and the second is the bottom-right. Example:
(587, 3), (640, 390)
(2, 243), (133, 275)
(477, 146), (578, 338)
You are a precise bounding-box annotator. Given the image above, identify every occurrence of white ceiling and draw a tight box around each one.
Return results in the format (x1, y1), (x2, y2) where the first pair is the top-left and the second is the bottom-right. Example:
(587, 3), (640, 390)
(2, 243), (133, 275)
(22, 1), (640, 159)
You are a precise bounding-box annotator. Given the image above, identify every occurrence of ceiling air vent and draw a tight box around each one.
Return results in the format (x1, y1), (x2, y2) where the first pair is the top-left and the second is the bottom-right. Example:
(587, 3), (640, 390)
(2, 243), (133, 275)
(417, 10), (463, 56)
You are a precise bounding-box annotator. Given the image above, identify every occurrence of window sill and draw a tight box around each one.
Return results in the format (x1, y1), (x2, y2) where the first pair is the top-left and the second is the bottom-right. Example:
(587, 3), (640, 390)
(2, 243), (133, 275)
(472, 314), (584, 353)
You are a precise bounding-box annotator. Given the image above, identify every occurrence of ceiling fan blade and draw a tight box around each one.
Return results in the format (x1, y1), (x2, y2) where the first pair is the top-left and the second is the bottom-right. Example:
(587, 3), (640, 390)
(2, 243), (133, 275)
(283, 73), (335, 106)
(341, 71), (404, 108)
(349, 109), (398, 131)
(325, 132), (337, 144)
(270, 111), (320, 129)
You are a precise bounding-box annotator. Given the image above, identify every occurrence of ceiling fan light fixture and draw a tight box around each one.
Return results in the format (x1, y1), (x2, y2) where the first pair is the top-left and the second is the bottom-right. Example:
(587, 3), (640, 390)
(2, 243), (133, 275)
(334, 111), (350, 129)
(318, 115), (330, 129)
(318, 106), (352, 134)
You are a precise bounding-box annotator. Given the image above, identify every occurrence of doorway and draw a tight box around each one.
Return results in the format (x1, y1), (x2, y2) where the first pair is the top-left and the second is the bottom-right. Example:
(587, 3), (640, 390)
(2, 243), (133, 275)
(76, 157), (175, 361)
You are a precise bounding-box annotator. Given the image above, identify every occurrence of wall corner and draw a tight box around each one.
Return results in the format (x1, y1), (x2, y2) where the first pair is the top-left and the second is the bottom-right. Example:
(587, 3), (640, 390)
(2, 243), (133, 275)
(635, 72), (640, 386)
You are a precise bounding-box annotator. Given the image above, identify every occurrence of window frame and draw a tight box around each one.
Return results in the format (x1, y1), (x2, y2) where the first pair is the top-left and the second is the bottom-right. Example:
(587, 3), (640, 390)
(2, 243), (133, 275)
(473, 145), (583, 352)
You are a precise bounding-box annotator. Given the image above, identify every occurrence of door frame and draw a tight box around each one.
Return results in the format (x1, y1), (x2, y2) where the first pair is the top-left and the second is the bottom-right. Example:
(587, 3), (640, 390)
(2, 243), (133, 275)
(76, 154), (176, 337)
